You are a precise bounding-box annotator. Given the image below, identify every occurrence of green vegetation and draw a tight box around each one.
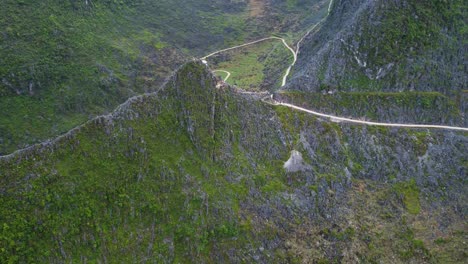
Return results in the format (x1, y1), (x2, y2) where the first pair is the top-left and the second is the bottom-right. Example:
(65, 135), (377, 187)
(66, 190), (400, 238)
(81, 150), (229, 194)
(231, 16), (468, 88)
(0, 63), (244, 262)
(396, 228), (430, 260)
(356, 0), (465, 67)
(0, 62), (293, 262)
(0, 0), (176, 154)
(430, 230), (468, 263)
(0, 0), (324, 154)
(322, 226), (355, 241)
(0, 62), (466, 262)
(277, 91), (462, 125)
(214, 71), (229, 81)
(1, 0), (467, 261)
(208, 40), (292, 91)
(298, 0), (466, 95)
(394, 179), (421, 215)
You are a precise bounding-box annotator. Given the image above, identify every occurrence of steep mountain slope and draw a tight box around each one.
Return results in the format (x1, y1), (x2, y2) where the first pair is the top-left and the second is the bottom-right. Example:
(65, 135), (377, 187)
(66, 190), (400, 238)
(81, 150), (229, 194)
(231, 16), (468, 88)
(275, 90), (464, 126)
(1, 62), (466, 263)
(0, 0), (328, 155)
(289, 0), (466, 94)
(279, 0), (467, 127)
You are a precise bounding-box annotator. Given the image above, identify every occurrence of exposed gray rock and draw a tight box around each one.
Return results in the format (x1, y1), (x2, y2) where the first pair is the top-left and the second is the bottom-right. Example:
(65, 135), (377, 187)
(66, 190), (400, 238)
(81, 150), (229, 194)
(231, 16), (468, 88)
(283, 150), (309, 172)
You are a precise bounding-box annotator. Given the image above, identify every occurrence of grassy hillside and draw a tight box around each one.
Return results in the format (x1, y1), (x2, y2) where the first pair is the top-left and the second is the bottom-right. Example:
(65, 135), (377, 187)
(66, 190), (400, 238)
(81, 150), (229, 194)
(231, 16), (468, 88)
(0, 0), (182, 155)
(208, 39), (293, 91)
(0, 62), (466, 263)
(0, 0), (328, 155)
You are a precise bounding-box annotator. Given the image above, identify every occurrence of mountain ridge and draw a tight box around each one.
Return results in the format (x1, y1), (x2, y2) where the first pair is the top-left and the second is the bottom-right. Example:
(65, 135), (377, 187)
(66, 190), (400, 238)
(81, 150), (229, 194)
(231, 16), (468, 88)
(0, 0), (329, 154)
(1, 61), (467, 262)
(1, 0), (467, 262)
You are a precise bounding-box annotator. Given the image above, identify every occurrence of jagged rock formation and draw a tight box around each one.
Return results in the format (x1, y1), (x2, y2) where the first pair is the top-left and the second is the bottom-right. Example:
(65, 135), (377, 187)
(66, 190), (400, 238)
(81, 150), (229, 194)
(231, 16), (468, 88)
(1, 62), (466, 263)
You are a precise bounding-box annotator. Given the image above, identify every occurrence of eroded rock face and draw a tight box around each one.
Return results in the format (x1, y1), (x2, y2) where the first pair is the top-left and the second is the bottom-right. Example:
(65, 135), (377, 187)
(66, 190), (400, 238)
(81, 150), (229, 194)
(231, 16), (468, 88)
(283, 150), (310, 172)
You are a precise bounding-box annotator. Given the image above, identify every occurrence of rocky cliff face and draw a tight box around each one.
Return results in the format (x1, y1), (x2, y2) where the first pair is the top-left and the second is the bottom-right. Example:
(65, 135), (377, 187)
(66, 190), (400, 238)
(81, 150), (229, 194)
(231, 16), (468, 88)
(288, 0), (466, 96)
(1, 62), (466, 263)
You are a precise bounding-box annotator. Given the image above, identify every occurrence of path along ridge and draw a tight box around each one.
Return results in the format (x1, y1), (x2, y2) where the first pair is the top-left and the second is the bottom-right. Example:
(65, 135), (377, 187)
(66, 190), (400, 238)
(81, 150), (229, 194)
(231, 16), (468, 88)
(1, 0), (465, 161)
(203, 0), (467, 132)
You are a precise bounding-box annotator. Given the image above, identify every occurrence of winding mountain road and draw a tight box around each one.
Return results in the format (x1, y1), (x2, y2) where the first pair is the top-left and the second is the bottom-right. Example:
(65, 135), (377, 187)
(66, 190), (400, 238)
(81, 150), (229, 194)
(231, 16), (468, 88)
(1, 0), (465, 163)
(201, 36), (295, 63)
(201, 36), (297, 87)
(203, 0), (467, 132)
(202, 0), (335, 87)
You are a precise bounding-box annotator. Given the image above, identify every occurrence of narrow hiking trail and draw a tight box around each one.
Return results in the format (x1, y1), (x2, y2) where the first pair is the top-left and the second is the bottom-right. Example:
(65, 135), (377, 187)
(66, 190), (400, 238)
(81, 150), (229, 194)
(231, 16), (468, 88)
(213, 70), (231, 82)
(1, 0), (465, 161)
(202, 37), (279, 60)
(202, 35), (297, 87)
(202, 0), (334, 87)
(203, 36), (296, 86)
(201, 36), (297, 87)
(203, 0), (468, 132)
